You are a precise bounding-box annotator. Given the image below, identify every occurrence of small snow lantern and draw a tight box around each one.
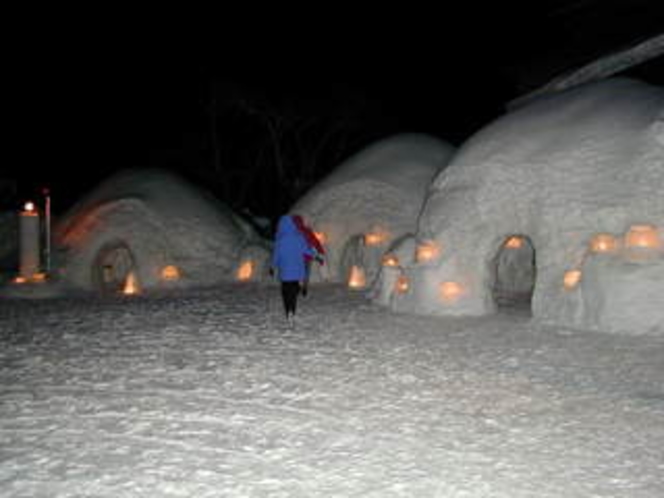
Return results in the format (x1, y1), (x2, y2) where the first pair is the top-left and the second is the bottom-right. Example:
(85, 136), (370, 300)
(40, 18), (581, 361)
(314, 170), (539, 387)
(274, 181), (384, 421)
(236, 260), (254, 281)
(348, 265), (366, 289)
(416, 240), (441, 263)
(563, 269), (582, 290)
(364, 230), (387, 247)
(590, 233), (617, 254)
(382, 253), (399, 267)
(625, 224), (660, 250)
(122, 271), (140, 295)
(504, 236), (524, 249)
(161, 265), (181, 281)
(395, 274), (410, 294)
(314, 231), (327, 245)
(439, 281), (464, 303)
(31, 272), (47, 283)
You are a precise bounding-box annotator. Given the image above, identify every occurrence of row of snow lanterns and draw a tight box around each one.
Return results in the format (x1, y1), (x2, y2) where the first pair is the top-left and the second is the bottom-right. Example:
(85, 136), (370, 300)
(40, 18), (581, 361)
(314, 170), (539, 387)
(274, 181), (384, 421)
(122, 256), (256, 297)
(370, 236), (461, 301)
(563, 224), (661, 290)
(382, 236), (528, 303)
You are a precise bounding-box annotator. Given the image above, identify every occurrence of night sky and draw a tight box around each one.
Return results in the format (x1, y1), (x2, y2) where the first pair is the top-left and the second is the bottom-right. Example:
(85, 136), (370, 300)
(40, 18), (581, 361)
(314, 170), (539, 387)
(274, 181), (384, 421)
(4, 2), (663, 218)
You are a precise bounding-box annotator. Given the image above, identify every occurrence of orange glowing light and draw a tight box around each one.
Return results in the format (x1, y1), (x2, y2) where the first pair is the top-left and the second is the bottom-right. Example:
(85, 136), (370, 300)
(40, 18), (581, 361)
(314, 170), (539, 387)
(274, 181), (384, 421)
(161, 265), (181, 281)
(13, 276), (27, 284)
(364, 232), (386, 246)
(563, 269), (582, 290)
(504, 236), (524, 249)
(395, 274), (410, 294)
(590, 233), (617, 253)
(31, 272), (47, 283)
(122, 271), (140, 295)
(625, 224), (660, 249)
(382, 254), (399, 267)
(348, 265), (366, 289)
(416, 241), (441, 263)
(314, 231), (327, 245)
(439, 281), (464, 303)
(236, 260), (254, 281)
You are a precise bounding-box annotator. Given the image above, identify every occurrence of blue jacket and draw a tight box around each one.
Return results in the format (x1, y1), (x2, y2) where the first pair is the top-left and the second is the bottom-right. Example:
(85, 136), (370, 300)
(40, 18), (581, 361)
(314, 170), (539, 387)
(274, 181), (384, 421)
(272, 215), (313, 281)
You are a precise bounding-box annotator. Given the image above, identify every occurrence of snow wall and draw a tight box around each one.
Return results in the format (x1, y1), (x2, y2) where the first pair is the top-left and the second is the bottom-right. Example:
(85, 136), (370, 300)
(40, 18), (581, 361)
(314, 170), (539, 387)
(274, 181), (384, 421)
(290, 134), (455, 286)
(53, 169), (271, 292)
(379, 78), (664, 335)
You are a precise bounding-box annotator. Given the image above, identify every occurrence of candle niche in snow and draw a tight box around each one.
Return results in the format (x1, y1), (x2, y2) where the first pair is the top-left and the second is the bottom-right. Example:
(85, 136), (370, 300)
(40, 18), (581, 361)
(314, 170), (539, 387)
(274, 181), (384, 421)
(236, 260), (254, 281)
(348, 265), (366, 289)
(625, 224), (660, 250)
(590, 233), (617, 254)
(161, 265), (181, 281)
(382, 253), (399, 267)
(416, 240), (441, 263)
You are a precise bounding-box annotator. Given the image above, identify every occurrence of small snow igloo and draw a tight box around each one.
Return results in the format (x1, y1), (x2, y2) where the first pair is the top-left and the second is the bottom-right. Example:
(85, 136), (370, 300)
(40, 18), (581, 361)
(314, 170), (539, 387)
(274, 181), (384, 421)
(53, 169), (270, 293)
(385, 78), (664, 335)
(290, 134), (455, 289)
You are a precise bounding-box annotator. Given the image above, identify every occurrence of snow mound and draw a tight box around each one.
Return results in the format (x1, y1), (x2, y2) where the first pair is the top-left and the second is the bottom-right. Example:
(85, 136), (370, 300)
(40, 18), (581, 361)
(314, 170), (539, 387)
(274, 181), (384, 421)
(291, 133), (455, 286)
(381, 78), (664, 335)
(52, 168), (270, 293)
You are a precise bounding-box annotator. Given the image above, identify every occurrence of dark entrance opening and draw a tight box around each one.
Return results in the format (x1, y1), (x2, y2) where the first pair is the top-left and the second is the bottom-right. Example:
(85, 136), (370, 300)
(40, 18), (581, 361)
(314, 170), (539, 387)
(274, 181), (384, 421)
(92, 241), (136, 294)
(491, 235), (536, 312)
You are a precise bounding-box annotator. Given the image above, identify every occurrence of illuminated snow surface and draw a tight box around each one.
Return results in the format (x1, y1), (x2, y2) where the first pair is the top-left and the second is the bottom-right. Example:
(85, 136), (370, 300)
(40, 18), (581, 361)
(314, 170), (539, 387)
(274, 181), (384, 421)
(1, 284), (663, 497)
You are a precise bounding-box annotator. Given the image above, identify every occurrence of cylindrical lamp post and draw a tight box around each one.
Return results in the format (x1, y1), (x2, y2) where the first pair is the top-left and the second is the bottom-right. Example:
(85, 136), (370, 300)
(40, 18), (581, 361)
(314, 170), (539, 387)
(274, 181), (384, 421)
(19, 201), (41, 279)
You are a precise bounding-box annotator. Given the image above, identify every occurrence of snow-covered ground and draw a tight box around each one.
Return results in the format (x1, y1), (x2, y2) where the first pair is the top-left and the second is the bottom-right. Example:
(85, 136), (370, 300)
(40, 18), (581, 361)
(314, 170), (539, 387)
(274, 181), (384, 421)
(1, 284), (663, 497)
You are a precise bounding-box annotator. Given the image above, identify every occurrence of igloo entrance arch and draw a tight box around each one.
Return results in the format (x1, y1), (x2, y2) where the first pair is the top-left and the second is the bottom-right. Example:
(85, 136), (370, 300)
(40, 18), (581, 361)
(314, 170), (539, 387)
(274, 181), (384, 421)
(93, 241), (137, 294)
(491, 235), (536, 310)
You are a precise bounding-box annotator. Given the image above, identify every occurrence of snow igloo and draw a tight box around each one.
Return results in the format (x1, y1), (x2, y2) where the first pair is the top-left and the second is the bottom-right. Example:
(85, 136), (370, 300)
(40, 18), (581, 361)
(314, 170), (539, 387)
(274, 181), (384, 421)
(380, 78), (664, 335)
(290, 133), (455, 289)
(53, 169), (271, 293)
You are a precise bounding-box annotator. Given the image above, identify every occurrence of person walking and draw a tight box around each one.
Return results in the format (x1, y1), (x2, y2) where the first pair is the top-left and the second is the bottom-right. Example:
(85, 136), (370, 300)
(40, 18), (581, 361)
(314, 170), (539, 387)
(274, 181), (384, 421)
(270, 215), (314, 326)
(292, 214), (326, 297)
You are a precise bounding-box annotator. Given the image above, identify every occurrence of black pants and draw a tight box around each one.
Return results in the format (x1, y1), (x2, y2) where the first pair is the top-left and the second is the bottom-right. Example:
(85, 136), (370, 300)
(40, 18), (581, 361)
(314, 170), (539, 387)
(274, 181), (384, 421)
(281, 281), (301, 316)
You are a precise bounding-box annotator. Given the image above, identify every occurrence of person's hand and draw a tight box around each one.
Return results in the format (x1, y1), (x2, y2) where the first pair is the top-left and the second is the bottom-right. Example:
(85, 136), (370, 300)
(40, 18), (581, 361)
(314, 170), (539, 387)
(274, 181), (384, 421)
(316, 256), (324, 265)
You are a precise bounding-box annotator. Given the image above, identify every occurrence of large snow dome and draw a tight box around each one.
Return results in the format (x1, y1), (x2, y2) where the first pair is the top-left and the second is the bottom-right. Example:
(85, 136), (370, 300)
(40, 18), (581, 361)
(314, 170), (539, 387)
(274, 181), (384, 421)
(290, 134), (455, 287)
(53, 169), (270, 293)
(382, 78), (664, 335)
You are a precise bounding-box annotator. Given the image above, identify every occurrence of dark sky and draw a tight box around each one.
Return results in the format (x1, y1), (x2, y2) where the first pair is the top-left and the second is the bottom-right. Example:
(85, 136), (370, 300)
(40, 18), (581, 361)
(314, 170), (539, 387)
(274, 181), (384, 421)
(4, 2), (663, 217)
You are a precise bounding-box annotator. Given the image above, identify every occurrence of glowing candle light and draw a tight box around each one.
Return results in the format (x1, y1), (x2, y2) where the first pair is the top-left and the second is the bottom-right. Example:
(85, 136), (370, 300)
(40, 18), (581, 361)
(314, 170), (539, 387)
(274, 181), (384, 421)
(590, 233), (617, 253)
(236, 260), (254, 281)
(625, 224), (660, 249)
(395, 274), (410, 294)
(365, 232), (386, 246)
(122, 271), (140, 295)
(416, 241), (441, 263)
(563, 269), (582, 290)
(314, 231), (327, 245)
(504, 236), (524, 249)
(439, 281), (464, 302)
(382, 253), (399, 267)
(348, 265), (366, 289)
(161, 265), (181, 281)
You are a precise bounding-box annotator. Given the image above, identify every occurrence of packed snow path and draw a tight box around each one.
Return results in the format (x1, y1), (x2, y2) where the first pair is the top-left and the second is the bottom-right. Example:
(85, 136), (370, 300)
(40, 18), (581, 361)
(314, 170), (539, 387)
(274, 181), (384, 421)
(1, 284), (663, 497)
